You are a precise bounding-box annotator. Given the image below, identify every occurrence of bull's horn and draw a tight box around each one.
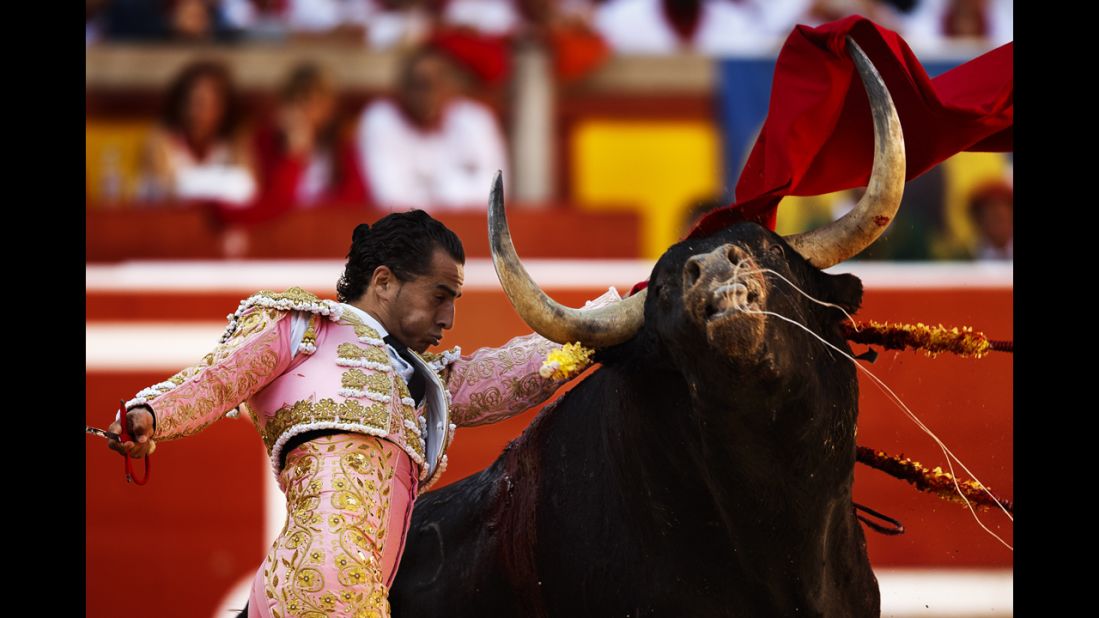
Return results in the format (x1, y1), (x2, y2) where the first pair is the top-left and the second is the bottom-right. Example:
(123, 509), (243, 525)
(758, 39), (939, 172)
(785, 37), (906, 269)
(488, 172), (646, 347)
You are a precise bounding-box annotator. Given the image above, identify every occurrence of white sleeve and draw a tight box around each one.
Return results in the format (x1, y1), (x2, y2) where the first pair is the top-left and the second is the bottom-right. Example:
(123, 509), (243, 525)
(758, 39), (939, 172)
(288, 310), (314, 358)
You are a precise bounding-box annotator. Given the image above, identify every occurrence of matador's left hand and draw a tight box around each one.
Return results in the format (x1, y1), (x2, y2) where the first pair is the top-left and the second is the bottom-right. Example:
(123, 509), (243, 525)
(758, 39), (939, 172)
(107, 408), (157, 459)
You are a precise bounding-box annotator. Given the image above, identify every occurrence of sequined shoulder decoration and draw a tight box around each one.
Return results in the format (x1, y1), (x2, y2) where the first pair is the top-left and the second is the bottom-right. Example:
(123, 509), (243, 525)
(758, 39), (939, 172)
(221, 287), (344, 344)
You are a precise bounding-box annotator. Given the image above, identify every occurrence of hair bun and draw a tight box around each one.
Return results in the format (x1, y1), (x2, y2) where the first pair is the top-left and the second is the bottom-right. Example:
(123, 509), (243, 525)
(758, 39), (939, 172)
(352, 223), (371, 243)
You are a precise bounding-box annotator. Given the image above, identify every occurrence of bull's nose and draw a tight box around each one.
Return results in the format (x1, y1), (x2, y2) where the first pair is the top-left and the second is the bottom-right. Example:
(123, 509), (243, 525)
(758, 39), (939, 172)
(684, 243), (751, 288)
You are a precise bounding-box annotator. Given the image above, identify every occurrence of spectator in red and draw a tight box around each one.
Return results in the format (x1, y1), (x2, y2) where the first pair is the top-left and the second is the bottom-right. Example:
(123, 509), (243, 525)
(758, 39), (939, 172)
(139, 60), (257, 205)
(966, 178), (1012, 260)
(219, 63), (369, 226)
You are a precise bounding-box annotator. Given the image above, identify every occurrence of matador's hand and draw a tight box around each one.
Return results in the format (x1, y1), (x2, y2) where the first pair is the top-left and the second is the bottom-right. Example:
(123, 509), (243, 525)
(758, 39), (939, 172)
(107, 408), (157, 458)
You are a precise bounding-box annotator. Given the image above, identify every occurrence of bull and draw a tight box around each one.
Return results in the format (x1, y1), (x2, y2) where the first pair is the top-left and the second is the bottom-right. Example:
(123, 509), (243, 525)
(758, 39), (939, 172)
(391, 38), (905, 617)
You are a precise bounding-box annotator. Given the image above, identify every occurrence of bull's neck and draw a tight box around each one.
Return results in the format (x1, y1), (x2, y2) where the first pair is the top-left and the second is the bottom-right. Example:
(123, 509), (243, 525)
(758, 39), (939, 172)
(688, 370), (857, 483)
(611, 364), (863, 592)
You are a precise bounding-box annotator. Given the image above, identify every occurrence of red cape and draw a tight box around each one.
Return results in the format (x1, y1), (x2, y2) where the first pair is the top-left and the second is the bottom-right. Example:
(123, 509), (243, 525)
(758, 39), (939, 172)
(686, 15), (1013, 240)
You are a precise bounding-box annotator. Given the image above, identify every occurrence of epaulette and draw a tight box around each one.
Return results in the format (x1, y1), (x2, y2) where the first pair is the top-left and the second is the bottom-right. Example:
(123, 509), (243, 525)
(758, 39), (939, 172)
(220, 287), (345, 344)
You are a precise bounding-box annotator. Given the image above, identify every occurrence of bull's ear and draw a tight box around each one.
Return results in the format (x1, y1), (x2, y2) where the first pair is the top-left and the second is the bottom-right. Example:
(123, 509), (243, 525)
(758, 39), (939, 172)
(821, 273), (863, 313)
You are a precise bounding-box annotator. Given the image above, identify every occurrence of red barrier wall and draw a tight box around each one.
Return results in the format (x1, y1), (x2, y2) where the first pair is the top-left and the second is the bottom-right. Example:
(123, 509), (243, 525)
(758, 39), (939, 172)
(86, 282), (1012, 617)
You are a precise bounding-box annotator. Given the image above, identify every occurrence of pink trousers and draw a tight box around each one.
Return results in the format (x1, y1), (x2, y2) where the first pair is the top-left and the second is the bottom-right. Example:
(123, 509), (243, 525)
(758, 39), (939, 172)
(248, 434), (418, 618)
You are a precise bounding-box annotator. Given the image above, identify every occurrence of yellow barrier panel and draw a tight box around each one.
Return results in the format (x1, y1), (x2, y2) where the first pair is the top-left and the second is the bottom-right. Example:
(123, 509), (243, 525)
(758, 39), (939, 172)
(86, 121), (154, 204)
(571, 120), (722, 259)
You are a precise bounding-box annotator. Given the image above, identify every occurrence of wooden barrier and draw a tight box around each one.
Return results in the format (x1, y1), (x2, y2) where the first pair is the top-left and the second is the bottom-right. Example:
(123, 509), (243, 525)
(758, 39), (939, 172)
(86, 205), (642, 260)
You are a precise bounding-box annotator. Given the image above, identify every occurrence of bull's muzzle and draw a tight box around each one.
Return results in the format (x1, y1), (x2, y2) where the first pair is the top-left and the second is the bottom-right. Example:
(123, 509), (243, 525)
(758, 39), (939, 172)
(683, 244), (766, 321)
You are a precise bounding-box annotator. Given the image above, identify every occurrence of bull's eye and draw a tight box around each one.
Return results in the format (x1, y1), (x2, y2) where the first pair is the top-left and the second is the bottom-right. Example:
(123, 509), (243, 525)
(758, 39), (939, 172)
(769, 244), (785, 259)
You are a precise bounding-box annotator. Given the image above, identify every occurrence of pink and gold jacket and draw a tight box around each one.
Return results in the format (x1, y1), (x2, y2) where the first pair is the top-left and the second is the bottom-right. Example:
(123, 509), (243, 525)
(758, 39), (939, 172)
(125, 287), (568, 491)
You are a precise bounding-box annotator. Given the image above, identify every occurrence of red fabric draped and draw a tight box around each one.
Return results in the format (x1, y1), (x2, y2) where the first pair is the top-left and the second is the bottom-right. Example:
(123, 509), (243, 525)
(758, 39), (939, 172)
(686, 15), (1013, 240)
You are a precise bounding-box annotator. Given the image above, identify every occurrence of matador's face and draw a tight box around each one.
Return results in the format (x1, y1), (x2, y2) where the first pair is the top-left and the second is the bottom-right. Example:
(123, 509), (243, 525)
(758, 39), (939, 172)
(388, 248), (464, 354)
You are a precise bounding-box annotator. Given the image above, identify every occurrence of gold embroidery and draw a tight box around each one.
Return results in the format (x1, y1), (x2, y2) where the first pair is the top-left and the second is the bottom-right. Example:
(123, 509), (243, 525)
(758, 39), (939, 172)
(337, 343), (390, 365)
(364, 372), (393, 395)
(256, 286), (321, 305)
(340, 310), (382, 340)
(448, 333), (558, 391)
(264, 435), (397, 618)
(340, 370), (394, 399)
(507, 374), (548, 400)
(342, 369), (370, 390)
(394, 375), (412, 400)
(448, 333), (564, 427)
(261, 398), (391, 452)
(403, 421), (425, 460)
(237, 308), (276, 339)
(153, 328), (283, 439)
(301, 314), (319, 349)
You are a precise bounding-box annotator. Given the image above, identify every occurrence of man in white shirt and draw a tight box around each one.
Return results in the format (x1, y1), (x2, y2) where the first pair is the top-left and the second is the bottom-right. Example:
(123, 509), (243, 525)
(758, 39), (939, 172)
(356, 46), (509, 210)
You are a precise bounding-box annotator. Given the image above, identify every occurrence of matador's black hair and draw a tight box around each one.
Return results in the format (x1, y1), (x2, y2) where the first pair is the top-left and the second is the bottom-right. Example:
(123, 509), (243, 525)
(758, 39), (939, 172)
(336, 210), (465, 303)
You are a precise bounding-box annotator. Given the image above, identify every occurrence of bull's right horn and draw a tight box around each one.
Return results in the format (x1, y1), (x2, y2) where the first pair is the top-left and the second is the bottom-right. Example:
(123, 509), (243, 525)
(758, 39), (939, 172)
(488, 172), (646, 348)
(785, 37), (906, 269)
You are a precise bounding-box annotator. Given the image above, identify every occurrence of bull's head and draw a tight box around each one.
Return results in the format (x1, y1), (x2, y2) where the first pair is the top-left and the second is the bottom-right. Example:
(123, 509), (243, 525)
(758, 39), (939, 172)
(489, 39), (903, 382)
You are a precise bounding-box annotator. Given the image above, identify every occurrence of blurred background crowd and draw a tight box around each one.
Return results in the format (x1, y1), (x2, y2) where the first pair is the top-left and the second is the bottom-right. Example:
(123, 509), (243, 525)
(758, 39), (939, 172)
(86, 0), (1013, 262)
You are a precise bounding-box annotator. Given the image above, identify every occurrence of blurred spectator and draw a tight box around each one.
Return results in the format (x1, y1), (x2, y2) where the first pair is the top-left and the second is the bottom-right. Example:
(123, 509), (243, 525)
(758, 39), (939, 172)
(800, 0), (904, 31)
(171, 0), (216, 39)
(139, 61), (257, 205)
(355, 45), (508, 210)
(513, 0), (609, 81)
(223, 0), (421, 43)
(441, 0), (598, 36)
(591, 0), (809, 54)
(966, 179), (1012, 260)
(223, 63), (369, 225)
(429, 1), (608, 83)
(221, 0), (291, 40)
(898, 0), (1012, 47)
(95, 0), (240, 42)
(443, 0), (521, 34)
(280, 0), (371, 41)
(362, 0), (435, 49)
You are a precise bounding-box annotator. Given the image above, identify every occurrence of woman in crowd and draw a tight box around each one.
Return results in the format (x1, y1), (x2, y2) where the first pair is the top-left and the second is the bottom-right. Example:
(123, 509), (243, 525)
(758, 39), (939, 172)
(140, 60), (257, 205)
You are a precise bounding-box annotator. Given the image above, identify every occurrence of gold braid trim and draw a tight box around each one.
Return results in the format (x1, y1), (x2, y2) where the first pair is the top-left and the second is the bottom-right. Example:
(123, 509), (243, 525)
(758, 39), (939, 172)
(843, 320), (1010, 358)
(856, 446), (1013, 514)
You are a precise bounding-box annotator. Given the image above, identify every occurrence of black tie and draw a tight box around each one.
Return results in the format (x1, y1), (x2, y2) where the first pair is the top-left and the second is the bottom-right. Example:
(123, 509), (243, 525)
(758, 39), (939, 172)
(383, 335), (426, 407)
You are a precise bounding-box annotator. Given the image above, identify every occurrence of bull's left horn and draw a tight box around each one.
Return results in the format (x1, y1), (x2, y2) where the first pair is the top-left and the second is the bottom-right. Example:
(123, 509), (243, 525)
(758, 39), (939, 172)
(785, 37), (906, 269)
(488, 172), (646, 347)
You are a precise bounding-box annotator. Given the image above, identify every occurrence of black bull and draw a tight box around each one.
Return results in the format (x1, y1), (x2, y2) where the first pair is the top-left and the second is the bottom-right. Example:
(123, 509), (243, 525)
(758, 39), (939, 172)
(391, 225), (877, 617)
